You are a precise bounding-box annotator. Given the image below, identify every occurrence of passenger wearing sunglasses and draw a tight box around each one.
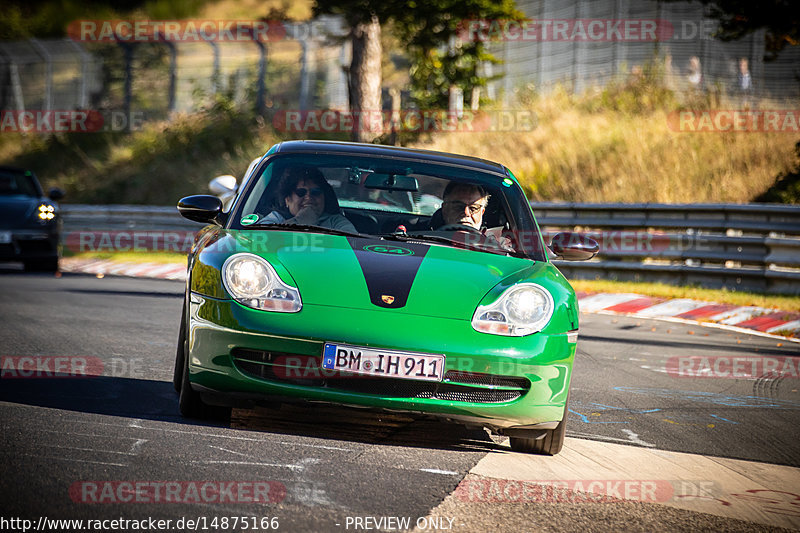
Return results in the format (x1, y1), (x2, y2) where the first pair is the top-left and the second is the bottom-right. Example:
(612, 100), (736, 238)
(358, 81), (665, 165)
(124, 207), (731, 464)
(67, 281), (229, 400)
(260, 166), (357, 232)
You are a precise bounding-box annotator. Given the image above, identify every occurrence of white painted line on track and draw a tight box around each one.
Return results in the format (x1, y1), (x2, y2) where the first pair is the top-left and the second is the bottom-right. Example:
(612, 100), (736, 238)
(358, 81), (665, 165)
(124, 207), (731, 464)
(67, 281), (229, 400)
(194, 460), (307, 470)
(620, 429), (656, 447)
(420, 468), (460, 475)
(40, 444), (139, 456)
(58, 417), (357, 451)
(13, 453), (127, 468)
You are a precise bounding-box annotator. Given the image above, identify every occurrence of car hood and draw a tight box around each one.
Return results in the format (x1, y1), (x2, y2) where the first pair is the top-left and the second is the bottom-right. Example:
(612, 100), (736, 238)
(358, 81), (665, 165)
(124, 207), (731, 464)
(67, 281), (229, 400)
(222, 230), (539, 320)
(0, 196), (40, 228)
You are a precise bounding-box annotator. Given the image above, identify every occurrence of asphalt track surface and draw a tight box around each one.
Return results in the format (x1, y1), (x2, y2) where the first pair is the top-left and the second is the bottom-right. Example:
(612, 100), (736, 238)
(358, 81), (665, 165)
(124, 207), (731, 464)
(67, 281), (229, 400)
(1, 270), (799, 532)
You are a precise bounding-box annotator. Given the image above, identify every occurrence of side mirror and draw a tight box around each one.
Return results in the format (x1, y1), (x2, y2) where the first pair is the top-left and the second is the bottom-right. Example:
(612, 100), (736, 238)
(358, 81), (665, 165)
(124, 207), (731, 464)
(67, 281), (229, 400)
(209, 175), (237, 196)
(549, 231), (599, 261)
(178, 195), (224, 225)
(48, 187), (65, 201)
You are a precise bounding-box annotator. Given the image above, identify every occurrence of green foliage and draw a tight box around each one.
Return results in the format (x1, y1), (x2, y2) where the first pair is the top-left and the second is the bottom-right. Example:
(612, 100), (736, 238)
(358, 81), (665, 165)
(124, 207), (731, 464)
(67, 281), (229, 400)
(0, 0), (214, 39)
(755, 142), (800, 204)
(4, 95), (279, 204)
(393, 0), (522, 110)
(579, 59), (680, 115)
(314, 0), (522, 111)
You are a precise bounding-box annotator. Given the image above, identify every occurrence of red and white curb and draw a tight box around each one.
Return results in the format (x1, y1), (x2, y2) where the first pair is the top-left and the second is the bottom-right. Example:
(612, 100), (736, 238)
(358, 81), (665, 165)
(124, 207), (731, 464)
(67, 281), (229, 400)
(60, 258), (186, 281)
(59, 258), (799, 341)
(576, 291), (800, 341)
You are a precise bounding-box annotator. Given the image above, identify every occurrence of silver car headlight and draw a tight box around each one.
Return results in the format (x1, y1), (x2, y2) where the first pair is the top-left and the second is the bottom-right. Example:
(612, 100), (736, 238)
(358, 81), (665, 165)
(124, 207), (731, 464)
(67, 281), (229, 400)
(222, 253), (302, 312)
(472, 283), (554, 336)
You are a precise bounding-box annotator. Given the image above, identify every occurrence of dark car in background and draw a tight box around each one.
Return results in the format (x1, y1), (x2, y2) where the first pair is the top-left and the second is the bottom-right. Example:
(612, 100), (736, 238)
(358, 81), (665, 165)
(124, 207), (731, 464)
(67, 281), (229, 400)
(0, 166), (64, 272)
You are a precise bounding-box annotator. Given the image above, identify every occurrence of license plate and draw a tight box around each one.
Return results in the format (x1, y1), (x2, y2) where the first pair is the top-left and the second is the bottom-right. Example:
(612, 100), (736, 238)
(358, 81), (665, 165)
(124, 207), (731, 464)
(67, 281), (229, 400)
(0, 231), (10, 244)
(322, 343), (444, 382)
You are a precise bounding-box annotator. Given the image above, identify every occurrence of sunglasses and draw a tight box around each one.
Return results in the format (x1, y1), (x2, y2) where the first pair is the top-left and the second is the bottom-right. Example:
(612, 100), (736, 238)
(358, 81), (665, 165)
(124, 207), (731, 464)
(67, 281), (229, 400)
(443, 200), (486, 215)
(293, 187), (323, 198)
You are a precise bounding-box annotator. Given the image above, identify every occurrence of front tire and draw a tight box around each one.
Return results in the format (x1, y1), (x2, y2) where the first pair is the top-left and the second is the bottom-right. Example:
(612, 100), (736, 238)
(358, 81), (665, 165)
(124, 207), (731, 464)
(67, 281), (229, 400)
(173, 300), (186, 393)
(176, 296), (231, 421)
(509, 400), (568, 455)
(24, 257), (59, 272)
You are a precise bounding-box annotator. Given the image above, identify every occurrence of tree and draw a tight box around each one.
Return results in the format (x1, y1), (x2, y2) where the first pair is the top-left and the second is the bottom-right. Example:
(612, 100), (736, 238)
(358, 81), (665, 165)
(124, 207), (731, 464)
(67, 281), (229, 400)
(314, 0), (522, 142)
(314, 1), (384, 142)
(391, 1), (521, 110)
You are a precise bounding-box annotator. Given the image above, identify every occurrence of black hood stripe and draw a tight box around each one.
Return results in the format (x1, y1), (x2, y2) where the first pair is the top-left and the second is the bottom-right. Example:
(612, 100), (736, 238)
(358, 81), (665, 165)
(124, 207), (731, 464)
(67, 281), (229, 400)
(346, 237), (430, 309)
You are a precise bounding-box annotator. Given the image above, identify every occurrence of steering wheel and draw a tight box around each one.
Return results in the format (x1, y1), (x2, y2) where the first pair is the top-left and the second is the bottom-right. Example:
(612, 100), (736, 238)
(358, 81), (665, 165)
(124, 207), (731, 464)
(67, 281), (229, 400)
(437, 223), (483, 235)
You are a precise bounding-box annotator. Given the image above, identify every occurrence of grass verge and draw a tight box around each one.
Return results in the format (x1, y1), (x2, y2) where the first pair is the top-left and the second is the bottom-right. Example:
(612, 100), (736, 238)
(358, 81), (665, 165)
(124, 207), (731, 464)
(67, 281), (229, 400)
(410, 79), (798, 203)
(63, 251), (186, 264)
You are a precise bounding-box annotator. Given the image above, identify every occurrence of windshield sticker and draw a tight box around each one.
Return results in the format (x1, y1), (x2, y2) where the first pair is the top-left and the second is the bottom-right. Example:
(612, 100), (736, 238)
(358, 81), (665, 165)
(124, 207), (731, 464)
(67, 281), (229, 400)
(240, 214), (259, 226)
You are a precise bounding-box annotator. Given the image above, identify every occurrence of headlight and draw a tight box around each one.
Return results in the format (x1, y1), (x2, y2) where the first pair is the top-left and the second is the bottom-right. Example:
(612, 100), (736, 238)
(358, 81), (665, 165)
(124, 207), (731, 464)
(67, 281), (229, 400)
(222, 253), (302, 312)
(471, 283), (554, 336)
(37, 204), (55, 221)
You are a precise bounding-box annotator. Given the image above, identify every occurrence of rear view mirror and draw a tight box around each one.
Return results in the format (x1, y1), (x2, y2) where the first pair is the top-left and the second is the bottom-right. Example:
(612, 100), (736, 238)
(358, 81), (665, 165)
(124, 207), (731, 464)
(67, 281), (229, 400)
(549, 231), (599, 261)
(363, 173), (419, 192)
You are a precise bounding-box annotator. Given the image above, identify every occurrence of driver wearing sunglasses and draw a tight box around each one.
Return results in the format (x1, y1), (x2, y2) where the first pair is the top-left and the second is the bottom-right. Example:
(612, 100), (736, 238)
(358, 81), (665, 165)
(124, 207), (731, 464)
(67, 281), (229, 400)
(259, 166), (356, 232)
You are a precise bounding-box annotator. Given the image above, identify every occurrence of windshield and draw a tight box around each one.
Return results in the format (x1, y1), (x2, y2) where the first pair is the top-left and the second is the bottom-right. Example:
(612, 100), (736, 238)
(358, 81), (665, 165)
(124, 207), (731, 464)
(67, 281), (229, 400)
(229, 153), (546, 261)
(0, 169), (39, 197)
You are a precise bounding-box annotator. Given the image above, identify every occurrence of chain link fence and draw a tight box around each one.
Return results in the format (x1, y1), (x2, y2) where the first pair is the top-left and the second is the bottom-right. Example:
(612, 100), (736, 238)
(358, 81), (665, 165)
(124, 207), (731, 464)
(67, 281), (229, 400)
(1, 3), (798, 130)
(491, 0), (800, 103)
(0, 16), (350, 123)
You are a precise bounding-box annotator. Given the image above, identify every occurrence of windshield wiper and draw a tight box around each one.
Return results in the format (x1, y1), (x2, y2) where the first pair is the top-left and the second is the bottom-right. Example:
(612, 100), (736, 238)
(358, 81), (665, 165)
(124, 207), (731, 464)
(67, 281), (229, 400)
(246, 223), (365, 239)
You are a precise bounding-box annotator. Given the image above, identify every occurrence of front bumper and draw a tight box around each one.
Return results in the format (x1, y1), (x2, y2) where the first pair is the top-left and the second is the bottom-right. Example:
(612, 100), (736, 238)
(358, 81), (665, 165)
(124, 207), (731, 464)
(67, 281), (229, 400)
(187, 293), (575, 430)
(0, 228), (59, 262)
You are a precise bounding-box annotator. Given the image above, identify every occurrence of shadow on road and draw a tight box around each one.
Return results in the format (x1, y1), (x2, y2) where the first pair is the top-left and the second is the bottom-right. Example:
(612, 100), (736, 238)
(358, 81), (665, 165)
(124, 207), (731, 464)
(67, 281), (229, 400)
(0, 375), (498, 453)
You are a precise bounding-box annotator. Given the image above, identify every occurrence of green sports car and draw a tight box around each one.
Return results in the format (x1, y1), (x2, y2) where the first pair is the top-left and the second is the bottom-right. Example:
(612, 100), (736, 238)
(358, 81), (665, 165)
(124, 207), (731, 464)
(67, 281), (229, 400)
(174, 140), (597, 455)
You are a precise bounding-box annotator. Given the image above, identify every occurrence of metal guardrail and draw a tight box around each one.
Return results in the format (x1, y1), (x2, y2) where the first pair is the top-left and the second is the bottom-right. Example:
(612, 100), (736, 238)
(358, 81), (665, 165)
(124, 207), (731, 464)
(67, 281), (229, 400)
(534, 203), (800, 295)
(61, 203), (800, 295)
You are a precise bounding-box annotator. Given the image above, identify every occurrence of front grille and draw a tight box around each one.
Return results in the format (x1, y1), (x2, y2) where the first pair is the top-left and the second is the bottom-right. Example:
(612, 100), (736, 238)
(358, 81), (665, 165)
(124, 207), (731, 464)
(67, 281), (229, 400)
(18, 239), (55, 254)
(231, 348), (530, 404)
(443, 370), (529, 389)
